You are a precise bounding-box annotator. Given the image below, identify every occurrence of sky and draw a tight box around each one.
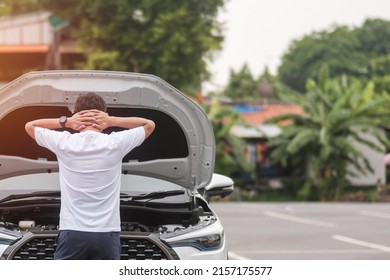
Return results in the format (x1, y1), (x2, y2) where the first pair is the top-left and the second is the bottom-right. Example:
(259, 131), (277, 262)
(203, 0), (390, 93)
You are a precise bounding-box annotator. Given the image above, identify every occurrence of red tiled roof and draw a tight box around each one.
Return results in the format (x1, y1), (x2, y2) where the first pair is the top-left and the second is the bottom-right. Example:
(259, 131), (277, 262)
(187, 91), (205, 105)
(0, 45), (49, 53)
(240, 105), (304, 125)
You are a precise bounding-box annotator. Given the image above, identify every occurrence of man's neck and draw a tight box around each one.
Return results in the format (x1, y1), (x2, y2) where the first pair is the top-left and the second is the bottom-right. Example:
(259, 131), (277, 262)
(80, 126), (102, 133)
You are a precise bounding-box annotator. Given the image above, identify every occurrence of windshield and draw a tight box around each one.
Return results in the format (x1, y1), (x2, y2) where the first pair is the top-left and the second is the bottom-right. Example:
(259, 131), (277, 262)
(0, 173), (185, 201)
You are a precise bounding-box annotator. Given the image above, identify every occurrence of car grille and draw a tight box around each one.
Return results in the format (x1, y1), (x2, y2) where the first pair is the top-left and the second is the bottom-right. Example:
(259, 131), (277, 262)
(7, 232), (176, 260)
(12, 237), (57, 260)
(120, 238), (169, 260)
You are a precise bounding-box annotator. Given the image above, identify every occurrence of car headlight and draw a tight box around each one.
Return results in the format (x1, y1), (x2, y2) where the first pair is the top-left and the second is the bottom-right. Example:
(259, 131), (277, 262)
(160, 215), (225, 252)
(0, 228), (22, 245)
(168, 233), (223, 251)
(0, 227), (23, 258)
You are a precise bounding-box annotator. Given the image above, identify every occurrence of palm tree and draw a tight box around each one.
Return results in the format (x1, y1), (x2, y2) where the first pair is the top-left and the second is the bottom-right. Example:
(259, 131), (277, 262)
(267, 66), (390, 201)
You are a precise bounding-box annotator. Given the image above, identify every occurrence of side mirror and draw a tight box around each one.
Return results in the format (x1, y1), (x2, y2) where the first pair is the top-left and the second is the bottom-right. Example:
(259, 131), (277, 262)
(204, 173), (234, 202)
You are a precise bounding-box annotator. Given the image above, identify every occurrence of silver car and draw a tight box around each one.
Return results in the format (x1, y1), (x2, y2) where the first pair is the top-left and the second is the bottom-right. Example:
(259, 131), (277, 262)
(0, 70), (233, 260)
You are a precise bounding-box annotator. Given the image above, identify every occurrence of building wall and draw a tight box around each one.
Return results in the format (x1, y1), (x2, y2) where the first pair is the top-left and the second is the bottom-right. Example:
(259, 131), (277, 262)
(0, 12), (52, 45)
(347, 132), (386, 186)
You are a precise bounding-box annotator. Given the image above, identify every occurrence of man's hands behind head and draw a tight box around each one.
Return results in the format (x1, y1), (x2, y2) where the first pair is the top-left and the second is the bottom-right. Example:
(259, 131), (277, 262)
(70, 109), (155, 138)
(69, 110), (109, 131)
(89, 110), (111, 131)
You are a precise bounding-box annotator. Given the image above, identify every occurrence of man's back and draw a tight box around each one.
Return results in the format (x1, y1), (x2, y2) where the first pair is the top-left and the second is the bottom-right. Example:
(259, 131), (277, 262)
(35, 127), (145, 232)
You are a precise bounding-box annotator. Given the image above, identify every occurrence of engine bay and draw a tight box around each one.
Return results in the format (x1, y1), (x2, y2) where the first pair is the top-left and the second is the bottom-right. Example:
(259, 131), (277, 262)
(0, 197), (216, 237)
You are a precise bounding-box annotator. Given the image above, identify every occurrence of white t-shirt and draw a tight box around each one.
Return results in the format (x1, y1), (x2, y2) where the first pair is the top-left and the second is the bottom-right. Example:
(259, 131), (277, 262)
(35, 126), (145, 232)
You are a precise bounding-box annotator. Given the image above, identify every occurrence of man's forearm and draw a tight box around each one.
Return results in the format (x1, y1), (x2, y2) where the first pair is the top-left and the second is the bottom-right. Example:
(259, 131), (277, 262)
(27, 119), (62, 129)
(108, 116), (155, 139)
(25, 118), (62, 140)
(25, 112), (96, 140)
(108, 116), (151, 129)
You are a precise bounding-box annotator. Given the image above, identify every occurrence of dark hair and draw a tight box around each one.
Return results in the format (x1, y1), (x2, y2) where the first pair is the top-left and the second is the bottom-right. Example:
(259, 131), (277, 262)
(74, 92), (107, 113)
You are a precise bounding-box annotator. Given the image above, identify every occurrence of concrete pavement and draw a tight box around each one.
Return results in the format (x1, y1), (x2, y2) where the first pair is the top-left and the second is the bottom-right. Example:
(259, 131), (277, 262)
(210, 202), (390, 260)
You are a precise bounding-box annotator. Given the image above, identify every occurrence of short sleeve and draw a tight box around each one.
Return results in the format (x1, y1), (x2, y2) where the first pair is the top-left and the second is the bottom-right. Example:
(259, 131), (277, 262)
(114, 126), (146, 155)
(34, 127), (66, 154)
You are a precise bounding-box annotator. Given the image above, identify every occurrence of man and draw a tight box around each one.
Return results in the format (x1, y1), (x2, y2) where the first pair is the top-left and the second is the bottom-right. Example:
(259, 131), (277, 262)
(25, 92), (155, 260)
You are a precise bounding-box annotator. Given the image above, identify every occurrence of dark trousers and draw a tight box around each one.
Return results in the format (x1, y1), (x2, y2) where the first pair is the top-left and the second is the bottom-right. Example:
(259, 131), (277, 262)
(54, 230), (121, 260)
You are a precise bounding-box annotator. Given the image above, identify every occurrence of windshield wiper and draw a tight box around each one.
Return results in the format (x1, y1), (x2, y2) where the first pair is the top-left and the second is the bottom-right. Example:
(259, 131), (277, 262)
(120, 190), (185, 201)
(0, 191), (61, 204)
(0, 190), (185, 204)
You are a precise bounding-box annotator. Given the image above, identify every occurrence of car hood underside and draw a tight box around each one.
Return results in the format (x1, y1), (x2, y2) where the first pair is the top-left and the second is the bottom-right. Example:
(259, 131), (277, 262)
(0, 70), (215, 190)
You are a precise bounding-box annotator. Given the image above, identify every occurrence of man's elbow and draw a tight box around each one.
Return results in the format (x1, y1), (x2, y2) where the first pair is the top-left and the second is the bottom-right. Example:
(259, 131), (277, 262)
(144, 120), (155, 139)
(25, 122), (36, 140)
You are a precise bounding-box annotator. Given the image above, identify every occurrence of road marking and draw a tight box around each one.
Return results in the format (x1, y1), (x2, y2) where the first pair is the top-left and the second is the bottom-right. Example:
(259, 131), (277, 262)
(228, 251), (251, 260)
(333, 234), (390, 252)
(263, 211), (336, 228)
(360, 210), (390, 220)
(231, 249), (386, 255)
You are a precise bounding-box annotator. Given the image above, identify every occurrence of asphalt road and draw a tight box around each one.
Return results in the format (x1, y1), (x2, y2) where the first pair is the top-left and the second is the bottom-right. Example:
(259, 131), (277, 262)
(210, 202), (390, 260)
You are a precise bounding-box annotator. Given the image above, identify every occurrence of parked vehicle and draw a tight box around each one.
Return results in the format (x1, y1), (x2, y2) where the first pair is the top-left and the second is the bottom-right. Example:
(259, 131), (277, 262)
(0, 70), (233, 260)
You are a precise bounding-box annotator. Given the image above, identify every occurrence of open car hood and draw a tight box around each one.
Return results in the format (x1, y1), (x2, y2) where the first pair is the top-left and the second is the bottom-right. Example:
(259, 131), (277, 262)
(0, 71), (215, 190)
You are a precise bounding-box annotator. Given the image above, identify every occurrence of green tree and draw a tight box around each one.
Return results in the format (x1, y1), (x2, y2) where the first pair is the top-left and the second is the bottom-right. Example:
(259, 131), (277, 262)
(223, 63), (258, 99)
(256, 66), (288, 101)
(0, 0), (42, 16)
(278, 19), (390, 93)
(2, 0), (225, 94)
(267, 66), (390, 201)
(222, 64), (288, 102)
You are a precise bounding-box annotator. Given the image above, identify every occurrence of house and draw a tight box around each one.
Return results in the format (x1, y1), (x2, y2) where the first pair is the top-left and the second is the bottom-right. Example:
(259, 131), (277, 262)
(228, 103), (303, 188)
(0, 11), (84, 84)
